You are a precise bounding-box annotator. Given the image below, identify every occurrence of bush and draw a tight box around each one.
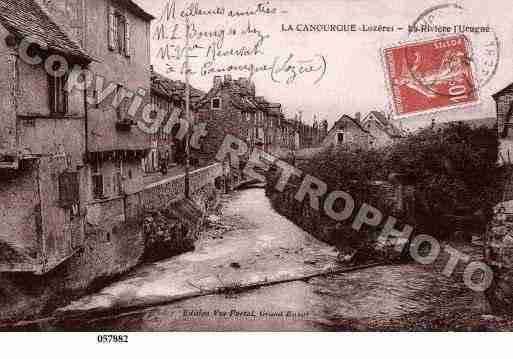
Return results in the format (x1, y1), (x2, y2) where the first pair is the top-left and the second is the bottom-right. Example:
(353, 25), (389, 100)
(266, 121), (500, 258)
(268, 144), (393, 258)
(297, 144), (388, 206)
(386, 122), (499, 235)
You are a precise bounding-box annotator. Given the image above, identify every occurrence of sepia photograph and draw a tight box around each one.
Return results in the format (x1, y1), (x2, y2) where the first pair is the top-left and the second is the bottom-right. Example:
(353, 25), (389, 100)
(0, 0), (513, 352)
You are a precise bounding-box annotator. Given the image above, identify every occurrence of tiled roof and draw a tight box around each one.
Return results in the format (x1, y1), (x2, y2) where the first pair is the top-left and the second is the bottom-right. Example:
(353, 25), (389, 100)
(493, 82), (513, 99)
(231, 93), (258, 111)
(197, 80), (261, 112)
(331, 114), (369, 133)
(121, 0), (155, 21)
(151, 71), (205, 107)
(0, 0), (91, 61)
(366, 111), (405, 138)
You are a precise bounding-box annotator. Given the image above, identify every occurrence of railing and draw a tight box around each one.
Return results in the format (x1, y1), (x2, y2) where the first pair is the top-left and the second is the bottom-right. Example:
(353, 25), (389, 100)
(141, 162), (223, 211)
(189, 163), (223, 193)
(85, 162), (224, 217)
(141, 173), (187, 211)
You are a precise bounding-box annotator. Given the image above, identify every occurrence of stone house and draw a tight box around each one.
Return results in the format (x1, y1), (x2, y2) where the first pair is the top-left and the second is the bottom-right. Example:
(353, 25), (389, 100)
(196, 75), (322, 164)
(39, 0), (155, 239)
(322, 114), (370, 148)
(0, 1), (227, 323)
(0, 0), (93, 275)
(361, 111), (405, 148)
(0, 0), (159, 322)
(196, 75), (262, 167)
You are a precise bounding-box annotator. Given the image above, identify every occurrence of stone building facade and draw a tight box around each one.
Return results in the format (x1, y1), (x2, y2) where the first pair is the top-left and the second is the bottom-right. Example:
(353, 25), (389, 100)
(41, 0), (157, 263)
(0, 0), (92, 275)
(196, 75), (323, 165)
(322, 112), (403, 150)
(493, 83), (513, 138)
(0, 0), (224, 323)
(196, 75), (263, 167)
(149, 70), (205, 172)
(322, 114), (370, 148)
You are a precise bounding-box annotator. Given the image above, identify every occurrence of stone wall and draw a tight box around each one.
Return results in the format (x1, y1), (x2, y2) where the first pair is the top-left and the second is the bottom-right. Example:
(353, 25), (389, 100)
(141, 164), (222, 261)
(0, 213), (144, 323)
(265, 173), (414, 263)
(0, 163), (223, 323)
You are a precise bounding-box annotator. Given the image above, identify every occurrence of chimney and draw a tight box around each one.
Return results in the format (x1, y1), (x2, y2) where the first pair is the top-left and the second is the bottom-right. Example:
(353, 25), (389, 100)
(355, 112), (361, 122)
(213, 75), (222, 89)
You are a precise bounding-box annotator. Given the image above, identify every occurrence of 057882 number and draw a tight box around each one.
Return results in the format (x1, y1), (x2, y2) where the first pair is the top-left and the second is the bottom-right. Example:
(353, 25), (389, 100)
(97, 335), (128, 343)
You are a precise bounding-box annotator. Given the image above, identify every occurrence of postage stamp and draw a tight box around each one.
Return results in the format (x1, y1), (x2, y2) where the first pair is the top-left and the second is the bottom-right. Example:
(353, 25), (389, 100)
(383, 34), (479, 118)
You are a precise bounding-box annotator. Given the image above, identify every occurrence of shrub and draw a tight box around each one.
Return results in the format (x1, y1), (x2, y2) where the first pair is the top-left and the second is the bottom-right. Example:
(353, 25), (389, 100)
(296, 144), (388, 205)
(267, 121), (500, 252)
(385, 122), (499, 235)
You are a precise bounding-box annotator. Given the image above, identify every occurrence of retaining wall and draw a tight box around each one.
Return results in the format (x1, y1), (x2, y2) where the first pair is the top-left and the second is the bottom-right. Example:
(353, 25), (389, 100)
(0, 163), (223, 324)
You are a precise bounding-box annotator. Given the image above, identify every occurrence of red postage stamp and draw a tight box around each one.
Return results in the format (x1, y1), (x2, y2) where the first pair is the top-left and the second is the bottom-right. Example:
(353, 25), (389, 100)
(383, 35), (479, 117)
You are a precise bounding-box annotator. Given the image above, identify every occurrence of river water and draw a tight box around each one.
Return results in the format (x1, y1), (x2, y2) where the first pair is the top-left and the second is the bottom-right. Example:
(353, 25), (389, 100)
(56, 188), (491, 331)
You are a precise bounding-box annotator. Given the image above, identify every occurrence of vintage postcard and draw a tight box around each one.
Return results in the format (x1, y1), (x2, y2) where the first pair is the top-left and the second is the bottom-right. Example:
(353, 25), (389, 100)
(1, 0), (513, 351)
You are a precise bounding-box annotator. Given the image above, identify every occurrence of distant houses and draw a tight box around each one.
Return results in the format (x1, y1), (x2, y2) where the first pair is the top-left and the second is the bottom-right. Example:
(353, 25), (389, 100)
(195, 75), (325, 165)
(322, 112), (405, 149)
(149, 69), (205, 172)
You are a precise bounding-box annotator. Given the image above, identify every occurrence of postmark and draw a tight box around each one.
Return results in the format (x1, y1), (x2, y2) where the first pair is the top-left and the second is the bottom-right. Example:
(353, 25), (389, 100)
(409, 3), (500, 89)
(383, 34), (478, 117)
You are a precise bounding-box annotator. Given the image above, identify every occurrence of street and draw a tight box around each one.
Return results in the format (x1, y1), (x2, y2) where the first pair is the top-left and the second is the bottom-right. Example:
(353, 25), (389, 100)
(52, 188), (494, 331)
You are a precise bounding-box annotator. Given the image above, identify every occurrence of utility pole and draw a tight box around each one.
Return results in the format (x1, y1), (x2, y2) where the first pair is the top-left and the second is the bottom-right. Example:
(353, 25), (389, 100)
(184, 17), (192, 198)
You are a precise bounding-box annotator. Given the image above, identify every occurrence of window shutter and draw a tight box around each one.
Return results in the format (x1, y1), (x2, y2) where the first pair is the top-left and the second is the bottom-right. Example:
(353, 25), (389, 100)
(108, 6), (116, 51)
(125, 17), (131, 57)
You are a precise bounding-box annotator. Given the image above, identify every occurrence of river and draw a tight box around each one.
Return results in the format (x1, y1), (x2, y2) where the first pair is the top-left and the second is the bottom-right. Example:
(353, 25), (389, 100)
(55, 188), (491, 331)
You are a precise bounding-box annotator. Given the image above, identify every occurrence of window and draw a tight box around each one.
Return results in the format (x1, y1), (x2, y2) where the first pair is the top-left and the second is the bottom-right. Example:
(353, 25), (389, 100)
(116, 14), (126, 54)
(114, 160), (123, 196)
(49, 74), (68, 115)
(211, 98), (221, 110)
(91, 161), (104, 199)
(337, 132), (344, 144)
(109, 6), (131, 57)
(58, 172), (80, 208)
